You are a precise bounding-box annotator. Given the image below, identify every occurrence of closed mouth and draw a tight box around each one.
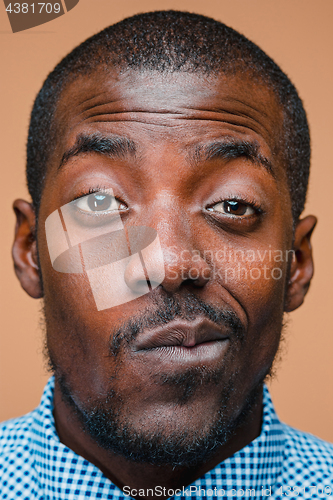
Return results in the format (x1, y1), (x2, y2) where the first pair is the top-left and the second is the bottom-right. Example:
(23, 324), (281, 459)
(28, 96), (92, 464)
(133, 318), (230, 352)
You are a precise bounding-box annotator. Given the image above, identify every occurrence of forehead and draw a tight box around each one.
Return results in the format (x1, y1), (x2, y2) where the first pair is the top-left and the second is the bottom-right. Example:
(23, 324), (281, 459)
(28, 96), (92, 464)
(53, 68), (284, 160)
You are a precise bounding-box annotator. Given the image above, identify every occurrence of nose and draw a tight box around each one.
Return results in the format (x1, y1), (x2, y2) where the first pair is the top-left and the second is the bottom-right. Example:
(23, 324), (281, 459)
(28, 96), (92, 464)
(123, 205), (211, 295)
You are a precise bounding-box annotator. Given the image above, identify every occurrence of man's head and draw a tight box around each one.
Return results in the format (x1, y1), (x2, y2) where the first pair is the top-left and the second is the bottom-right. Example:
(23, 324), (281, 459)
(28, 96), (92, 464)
(12, 11), (316, 468)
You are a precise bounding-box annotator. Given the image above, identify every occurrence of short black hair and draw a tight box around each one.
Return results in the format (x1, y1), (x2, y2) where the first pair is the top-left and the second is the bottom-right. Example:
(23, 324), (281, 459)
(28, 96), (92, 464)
(27, 10), (310, 223)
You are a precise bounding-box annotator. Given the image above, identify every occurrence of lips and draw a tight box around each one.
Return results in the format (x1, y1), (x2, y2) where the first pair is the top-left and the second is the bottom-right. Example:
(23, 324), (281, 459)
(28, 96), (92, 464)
(133, 318), (230, 351)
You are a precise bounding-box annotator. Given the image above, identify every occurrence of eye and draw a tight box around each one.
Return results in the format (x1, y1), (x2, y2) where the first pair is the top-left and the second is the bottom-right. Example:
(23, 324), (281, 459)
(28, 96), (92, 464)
(75, 192), (124, 213)
(207, 200), (256, 217)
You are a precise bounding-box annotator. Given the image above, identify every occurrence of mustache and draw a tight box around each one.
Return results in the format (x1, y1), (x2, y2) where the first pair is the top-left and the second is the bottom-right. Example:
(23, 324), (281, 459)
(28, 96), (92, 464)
(108, 292), (245, 356)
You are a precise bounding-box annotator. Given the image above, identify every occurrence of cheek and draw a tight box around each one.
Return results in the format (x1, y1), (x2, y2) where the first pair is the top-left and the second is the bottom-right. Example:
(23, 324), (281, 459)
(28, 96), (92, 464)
(41, 261), (108, 372)
(212, 243), (289, 362)
(211, 233), (289, 306)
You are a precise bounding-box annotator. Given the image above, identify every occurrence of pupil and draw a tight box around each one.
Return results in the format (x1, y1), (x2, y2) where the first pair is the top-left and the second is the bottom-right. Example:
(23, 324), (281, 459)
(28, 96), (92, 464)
(88, 194), (111, 211)
(224, 201), (247, 215)
(95, 195), (106, 206)
(225, 201), (239, 213)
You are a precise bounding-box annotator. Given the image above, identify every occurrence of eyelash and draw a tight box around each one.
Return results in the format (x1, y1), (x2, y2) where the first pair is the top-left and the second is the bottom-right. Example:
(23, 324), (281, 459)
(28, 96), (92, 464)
(72, 188), (262, 217)
(71, 186), (129, 220)
(73, 185), (114, 202)
(206, 196), (263, 214)
(73, 186), (129, 211)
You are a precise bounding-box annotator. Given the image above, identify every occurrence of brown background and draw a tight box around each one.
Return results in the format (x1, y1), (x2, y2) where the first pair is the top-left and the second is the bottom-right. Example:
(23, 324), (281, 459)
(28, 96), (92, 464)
(0, 0), (332, 442)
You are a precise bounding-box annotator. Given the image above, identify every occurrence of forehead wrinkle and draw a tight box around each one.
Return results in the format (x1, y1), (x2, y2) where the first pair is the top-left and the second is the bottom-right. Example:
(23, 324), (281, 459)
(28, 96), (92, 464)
(76, 103), (268, 121)
(77, 91), (111, 107)
(64, 80), (273, 119)
(68, 106), (276, 141)
(66, 98), (117, 122)
(214, 97), (271, 119)
(77, 96), (121, 117)
(61, 85), (279, 142)
(73, 114), (272, 136)
(58, 71), (282, 147)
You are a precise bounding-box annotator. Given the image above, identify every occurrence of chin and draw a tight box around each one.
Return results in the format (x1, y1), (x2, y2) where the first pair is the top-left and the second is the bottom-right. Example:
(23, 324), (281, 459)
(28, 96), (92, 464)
(56, 370), (263, 466)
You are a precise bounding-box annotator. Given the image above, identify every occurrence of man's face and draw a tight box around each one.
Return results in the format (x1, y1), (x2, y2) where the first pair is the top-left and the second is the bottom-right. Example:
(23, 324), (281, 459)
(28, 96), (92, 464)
(37, 69), (293, 465)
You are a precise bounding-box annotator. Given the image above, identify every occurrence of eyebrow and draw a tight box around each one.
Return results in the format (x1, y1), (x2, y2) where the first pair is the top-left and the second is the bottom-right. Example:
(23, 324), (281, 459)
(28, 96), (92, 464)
(193, 139), (275, 178)
(59, 133), (274, 179)
(59, 133), (136, 169)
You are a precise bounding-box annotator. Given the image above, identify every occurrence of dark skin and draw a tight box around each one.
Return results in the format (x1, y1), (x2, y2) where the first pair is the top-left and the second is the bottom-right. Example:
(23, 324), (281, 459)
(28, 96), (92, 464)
(12, 69), (316, 498)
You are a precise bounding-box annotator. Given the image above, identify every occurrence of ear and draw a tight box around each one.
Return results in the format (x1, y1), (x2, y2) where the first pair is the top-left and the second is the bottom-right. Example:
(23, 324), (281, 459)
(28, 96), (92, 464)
(284, 215), (317, 312)
(12, 199), (43, 299)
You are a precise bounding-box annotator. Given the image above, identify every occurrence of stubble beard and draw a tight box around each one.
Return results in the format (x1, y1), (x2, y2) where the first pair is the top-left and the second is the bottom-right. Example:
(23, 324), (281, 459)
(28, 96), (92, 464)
(55, 370), (263, 467)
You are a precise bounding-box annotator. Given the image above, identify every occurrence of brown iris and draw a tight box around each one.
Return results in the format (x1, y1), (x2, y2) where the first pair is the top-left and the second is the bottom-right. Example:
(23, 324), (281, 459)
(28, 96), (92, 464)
(222, 201), (248, 215)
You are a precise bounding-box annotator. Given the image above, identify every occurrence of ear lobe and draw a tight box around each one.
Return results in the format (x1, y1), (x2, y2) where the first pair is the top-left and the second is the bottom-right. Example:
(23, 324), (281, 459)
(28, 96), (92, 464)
(284, 215), (317, 312)
(12, 199), (43, 299)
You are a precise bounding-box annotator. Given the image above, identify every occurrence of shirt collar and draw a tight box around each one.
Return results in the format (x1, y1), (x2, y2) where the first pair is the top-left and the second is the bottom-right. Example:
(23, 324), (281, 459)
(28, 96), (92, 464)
(31, 377), (285, 497)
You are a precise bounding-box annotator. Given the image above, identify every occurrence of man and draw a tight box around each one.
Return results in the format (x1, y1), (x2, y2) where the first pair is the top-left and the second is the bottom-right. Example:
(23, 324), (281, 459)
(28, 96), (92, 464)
(1, 10), (332, 499)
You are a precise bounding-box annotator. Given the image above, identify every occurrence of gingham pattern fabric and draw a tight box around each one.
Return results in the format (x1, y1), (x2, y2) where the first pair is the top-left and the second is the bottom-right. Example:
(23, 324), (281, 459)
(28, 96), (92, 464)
(0, 377), (332, 499)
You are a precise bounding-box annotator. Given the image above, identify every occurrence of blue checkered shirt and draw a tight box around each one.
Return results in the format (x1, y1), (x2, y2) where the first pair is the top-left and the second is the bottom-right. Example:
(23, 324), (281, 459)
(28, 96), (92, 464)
(1, 377), (332, 499)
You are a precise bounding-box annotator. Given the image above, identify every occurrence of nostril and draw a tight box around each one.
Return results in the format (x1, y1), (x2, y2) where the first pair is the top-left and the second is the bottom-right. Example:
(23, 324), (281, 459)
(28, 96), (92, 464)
(127, 278), (151, 294)
(149, 278), (162, 290)
(184, 277), (200, 286)
(123, 254), (150, 293)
